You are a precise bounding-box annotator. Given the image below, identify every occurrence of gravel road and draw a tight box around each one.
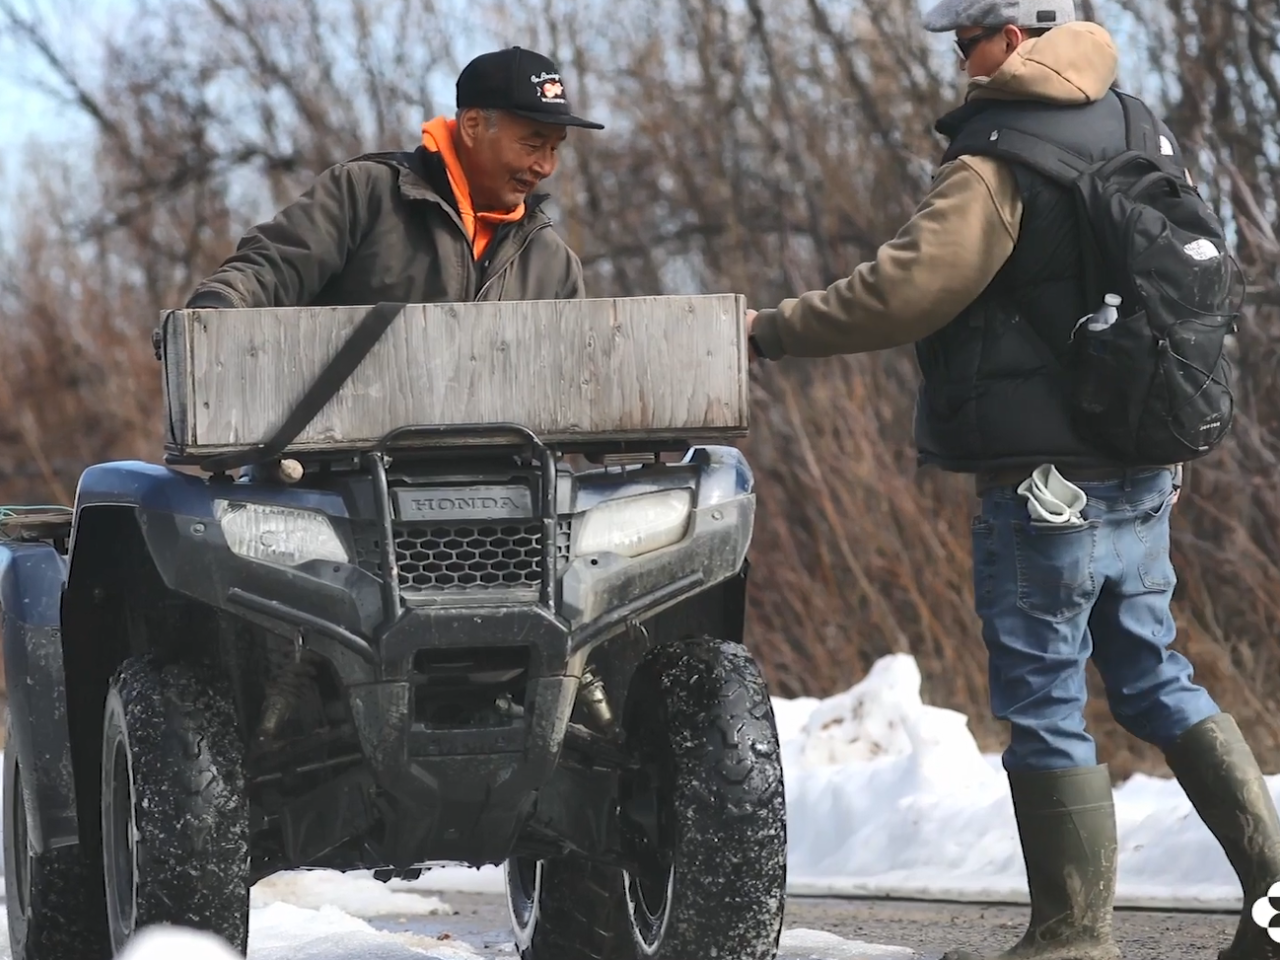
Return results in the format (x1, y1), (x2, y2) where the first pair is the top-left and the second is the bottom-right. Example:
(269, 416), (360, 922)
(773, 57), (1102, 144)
(783, 896), (1237, 959)
(373, 891), (1241, 959)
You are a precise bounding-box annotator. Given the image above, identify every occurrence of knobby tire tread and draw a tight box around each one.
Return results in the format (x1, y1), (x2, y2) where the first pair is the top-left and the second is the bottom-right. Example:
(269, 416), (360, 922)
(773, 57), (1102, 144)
(107, 656), (250, 953)
(4, 720), (111, 960)
(629, 636), (787, 960)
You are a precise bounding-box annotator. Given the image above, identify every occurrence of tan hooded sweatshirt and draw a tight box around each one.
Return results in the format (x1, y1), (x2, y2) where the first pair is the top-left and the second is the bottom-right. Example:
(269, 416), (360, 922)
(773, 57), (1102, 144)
(750, 22), (1120, 360)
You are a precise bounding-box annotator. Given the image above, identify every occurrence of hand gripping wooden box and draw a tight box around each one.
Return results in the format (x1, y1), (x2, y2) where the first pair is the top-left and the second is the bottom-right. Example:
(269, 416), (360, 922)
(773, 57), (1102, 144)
(158, 294), (750, 464)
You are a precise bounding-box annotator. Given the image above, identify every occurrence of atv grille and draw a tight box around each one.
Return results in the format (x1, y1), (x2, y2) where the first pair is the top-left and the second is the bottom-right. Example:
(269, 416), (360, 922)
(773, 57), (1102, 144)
(397, 521), (543, 592)
(355, 517), (574, 600)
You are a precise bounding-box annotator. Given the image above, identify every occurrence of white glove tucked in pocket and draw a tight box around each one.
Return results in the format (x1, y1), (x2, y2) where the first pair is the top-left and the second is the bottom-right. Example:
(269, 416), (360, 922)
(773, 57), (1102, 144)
(1017, 464), (1088, 527)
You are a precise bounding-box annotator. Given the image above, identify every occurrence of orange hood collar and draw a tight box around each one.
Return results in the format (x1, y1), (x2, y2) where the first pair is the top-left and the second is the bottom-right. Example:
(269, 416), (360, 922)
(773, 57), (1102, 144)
(421, 116), (525, 260)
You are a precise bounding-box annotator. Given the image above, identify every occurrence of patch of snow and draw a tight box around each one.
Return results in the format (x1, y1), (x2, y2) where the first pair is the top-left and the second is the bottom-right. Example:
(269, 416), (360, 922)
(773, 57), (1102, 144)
(388, 865), (505, 896)
(252, 869), (455, 917)
(777, 655), (981, 771)
(780, 928), (916, 958)
(119, 926), (243, 960)
(105, 913), (920, 960)
(108, 904), (485, 960)
(248, 903), (482, 959)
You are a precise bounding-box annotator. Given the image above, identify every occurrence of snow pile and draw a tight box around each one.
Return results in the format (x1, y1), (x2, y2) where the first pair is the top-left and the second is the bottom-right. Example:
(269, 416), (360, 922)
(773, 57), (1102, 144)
(777, 654), (986, 772)
(780, 653), (1280, 911)
(374, 651), (1280, 911)
(781, 654), (1015, 901)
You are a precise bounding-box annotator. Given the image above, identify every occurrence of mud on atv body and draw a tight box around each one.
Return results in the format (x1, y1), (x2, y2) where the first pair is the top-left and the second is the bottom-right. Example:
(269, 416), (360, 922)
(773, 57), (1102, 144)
(1, 433), (786, 959)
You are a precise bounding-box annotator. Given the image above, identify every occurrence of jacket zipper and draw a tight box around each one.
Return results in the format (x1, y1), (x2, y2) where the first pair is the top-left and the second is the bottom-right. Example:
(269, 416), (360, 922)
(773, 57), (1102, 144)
(413, 187), (550, 301)
(476, 221), (551, 301)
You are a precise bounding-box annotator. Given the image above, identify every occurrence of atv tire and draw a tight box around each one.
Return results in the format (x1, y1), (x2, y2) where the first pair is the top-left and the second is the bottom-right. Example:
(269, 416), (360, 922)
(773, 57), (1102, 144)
(618, 636), (787, 958)
(505, 855), (629, 960)
(100, 655), (250, 954)
(4, 716), (112, 960)
(505, 636), (787, 959)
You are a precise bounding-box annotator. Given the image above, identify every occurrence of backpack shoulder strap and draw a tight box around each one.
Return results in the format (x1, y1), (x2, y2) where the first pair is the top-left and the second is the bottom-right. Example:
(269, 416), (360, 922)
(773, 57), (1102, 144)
(1115, 91), (1186, 176)
(942, 93), (1164, 187)
(969, 128), (1093, 186)
(1116, 91), (1160, 155)
(942, 108), (1093, 187)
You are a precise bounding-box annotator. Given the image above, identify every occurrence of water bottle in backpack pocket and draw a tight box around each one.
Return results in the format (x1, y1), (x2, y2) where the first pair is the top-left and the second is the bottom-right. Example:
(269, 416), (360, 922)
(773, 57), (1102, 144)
(1066, 292), (1175, 448)
(1071, 294), (1124, 416)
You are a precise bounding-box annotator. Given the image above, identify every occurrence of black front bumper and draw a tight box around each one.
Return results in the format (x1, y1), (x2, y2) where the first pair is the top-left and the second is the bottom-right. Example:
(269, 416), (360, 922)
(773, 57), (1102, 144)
(220, 592), (581, 863)
(343, 604), (579, 864)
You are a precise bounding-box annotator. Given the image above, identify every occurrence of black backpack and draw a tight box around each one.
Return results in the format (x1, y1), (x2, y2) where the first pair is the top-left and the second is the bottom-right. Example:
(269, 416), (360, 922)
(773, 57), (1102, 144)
(962, 91), (1244, 466)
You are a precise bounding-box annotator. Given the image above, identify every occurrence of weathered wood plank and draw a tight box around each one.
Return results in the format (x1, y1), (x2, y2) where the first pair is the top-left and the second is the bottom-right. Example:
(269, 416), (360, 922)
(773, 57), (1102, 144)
(160, 316), (191, 451)
(162, 294), (748, 456)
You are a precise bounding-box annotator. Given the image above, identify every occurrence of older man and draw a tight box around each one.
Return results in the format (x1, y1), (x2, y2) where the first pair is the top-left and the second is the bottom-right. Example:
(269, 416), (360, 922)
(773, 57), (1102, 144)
(747, 2), (1280, 959)
(185, 46), (602, 309)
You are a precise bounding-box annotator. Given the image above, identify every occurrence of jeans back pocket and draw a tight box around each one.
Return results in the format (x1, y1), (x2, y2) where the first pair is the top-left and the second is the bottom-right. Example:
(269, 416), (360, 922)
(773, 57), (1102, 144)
(1013, 518), (1102, 622)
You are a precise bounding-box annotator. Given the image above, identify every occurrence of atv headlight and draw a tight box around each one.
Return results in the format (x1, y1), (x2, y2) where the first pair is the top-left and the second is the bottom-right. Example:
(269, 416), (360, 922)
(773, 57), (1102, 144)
(213, 500), (349, 567)
(572, 489), (693, 559)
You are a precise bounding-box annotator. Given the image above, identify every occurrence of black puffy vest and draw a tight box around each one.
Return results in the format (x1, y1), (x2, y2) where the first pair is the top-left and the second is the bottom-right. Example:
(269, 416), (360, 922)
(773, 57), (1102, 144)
(912, 92), (1130, 473)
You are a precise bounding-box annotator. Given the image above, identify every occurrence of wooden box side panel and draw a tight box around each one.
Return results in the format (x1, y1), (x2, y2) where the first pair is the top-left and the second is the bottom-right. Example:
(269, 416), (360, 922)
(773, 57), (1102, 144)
(174, 294), (747, 452)
(161, 310), (192, 448)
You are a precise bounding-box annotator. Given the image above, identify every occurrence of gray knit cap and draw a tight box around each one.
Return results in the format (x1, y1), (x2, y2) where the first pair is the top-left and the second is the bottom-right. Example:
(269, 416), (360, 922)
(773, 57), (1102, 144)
(921, 0), (1077, 32)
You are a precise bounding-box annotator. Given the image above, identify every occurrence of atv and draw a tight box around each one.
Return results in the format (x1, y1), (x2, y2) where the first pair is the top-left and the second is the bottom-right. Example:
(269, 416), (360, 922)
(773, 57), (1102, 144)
(0, 296), (787, 959)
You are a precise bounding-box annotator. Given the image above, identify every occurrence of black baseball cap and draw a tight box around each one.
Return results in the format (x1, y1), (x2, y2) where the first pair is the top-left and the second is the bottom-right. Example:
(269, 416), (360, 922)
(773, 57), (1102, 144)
(456, 46), (605, 130)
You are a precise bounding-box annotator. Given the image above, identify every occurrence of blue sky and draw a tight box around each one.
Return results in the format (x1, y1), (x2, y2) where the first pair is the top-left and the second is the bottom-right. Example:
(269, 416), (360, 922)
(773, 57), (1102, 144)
(0, 0), (128, 148)
(0, 0), (929, 152)
(1, 1), (1152, 162)
(0, 0), (486, 153)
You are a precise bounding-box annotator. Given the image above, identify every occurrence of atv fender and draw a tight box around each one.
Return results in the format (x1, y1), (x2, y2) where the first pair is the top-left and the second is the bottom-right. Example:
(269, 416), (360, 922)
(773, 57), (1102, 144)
(71, 461), (230, 611)
(0, 541), (77, 854)
(71, 461), (380, 641)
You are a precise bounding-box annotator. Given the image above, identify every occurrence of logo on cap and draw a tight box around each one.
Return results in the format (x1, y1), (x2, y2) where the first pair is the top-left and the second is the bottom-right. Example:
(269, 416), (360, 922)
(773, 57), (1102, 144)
(531, 72), (566, 105)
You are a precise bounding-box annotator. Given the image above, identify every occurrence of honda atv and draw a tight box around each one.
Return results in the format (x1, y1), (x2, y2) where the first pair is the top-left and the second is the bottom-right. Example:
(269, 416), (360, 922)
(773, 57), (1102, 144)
(1, 300), (786, 960)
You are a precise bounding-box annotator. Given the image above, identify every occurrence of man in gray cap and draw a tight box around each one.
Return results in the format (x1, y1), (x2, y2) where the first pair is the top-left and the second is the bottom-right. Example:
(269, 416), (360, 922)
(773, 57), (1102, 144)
(747, 3), (1280, 960)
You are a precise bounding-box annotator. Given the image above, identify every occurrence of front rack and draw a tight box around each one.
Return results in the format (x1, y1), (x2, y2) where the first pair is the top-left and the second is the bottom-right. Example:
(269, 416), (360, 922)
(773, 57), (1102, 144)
(365, 422), (559, 637)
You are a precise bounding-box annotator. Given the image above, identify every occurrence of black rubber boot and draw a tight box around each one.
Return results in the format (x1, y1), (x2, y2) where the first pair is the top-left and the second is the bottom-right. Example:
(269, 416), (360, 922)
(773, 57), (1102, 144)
(1164, 713), (1280, 960)
(942, 764), (1121, 960)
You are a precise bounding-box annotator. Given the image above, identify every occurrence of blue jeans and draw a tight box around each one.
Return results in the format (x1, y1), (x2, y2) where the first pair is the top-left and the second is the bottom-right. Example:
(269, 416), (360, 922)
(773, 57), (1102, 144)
(972, 466), (1220, 772)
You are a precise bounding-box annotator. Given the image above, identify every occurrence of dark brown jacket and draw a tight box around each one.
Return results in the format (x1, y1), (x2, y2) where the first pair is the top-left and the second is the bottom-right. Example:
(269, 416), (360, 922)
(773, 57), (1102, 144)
(187, 147), (585, 308)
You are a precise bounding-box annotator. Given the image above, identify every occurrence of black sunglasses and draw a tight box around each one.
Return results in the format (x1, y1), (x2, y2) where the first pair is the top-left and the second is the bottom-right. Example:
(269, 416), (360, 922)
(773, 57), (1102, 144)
(955, 26), (1003, 61)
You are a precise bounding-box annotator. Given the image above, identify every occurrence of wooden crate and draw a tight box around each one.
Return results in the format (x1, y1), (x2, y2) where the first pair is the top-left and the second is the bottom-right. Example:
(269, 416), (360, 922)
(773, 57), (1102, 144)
(160, 294), (749, 459)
